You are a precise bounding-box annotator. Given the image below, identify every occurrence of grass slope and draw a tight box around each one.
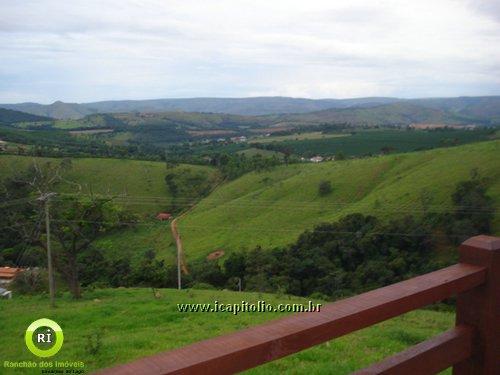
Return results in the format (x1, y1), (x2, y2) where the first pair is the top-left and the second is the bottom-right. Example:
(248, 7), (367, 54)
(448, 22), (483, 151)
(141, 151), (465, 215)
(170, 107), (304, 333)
(237, 147), (284, 159)
(0, 155), (218, 265)
(0, 155), (217, 215)
(0, 288), (454, 374)
(179, 141), (500, 259)
(0, 108), (52, 124)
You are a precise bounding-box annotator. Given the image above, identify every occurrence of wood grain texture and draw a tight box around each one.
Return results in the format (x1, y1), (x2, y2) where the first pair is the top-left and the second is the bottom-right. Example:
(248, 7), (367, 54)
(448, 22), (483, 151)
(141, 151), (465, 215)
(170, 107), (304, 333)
(453, 235), (500, 375)
(353, 325), (475, 375)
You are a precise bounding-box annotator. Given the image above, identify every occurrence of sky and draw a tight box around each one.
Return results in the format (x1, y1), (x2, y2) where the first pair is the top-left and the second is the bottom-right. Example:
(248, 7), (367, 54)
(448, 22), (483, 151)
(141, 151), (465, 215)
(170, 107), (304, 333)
(1, 0), (500, 103)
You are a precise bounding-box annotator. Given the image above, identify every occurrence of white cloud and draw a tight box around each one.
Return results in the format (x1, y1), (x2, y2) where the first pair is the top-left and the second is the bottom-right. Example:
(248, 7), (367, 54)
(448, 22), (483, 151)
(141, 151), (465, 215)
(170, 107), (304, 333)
(0, 0), (499, 102)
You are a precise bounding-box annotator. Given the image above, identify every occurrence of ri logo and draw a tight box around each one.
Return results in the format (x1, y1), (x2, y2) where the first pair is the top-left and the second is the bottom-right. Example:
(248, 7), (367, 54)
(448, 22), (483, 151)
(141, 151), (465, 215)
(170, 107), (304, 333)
(25, 318), (64, 357)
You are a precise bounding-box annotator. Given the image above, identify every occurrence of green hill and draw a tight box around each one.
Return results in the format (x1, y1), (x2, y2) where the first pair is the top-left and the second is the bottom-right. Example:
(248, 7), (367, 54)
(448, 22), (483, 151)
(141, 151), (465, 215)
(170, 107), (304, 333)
(0, 108), (52, 124)
(0, 155), (218, 215)
(0, 101), (94, 120)
(0, 288), (454, 374)
(0, 156), (220, 265)
(178, 140), (500, 259)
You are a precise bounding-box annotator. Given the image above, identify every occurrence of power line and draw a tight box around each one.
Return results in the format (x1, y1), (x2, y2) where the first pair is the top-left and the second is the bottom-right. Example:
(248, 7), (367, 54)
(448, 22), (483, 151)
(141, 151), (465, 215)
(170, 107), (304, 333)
(2, 194), (496, 214)
(39, 218), (484, 239)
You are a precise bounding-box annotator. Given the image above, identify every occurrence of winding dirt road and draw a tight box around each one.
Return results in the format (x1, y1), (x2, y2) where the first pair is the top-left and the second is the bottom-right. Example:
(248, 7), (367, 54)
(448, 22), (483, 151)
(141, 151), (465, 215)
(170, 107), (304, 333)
(170, 217), (189, 274)
(170, 177), (226, 275)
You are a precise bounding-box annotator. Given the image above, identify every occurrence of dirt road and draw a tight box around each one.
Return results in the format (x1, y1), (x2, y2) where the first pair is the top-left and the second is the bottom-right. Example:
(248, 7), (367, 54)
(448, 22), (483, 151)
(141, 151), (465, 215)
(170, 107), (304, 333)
(170, 217), (189, 274)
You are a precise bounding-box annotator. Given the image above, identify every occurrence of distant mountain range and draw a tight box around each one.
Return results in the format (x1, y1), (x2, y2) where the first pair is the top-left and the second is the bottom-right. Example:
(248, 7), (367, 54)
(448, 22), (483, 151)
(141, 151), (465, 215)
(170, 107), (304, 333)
(0, 97), (401, 119)
(271, 102), (473, 126)
(0, 96), (499, 126)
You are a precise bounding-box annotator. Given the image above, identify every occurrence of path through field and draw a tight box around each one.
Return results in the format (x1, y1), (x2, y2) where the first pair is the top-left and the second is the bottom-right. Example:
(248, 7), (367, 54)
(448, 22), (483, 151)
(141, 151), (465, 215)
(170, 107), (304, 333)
(170, 217), (189, 274)
(170, 176), (226, 274)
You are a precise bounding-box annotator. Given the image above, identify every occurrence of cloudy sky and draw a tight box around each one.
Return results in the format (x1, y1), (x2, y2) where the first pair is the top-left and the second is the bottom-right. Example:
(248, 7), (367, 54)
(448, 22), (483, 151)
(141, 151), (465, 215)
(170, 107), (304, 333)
(1, 0), (500, 103)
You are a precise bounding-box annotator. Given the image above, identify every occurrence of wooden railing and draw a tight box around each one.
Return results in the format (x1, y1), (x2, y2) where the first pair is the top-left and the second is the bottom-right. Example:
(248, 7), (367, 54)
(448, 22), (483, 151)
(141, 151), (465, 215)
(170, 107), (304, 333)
(97, 235), (500, 375)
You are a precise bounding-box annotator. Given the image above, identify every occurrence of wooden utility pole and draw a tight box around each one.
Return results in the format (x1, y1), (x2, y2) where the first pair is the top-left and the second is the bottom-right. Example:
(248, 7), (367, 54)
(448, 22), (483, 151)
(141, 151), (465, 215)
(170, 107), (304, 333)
(177, 240), (182, 290)
(40, 192), (57, 308)
(170, 218), (182, 290)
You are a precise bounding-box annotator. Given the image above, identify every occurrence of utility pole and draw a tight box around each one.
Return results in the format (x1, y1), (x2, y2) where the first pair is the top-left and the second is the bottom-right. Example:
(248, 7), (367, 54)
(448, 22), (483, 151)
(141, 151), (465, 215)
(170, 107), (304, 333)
(39, 192), (57, 308)
(170, 217), (182, 290)
(177, 241), (182, 290)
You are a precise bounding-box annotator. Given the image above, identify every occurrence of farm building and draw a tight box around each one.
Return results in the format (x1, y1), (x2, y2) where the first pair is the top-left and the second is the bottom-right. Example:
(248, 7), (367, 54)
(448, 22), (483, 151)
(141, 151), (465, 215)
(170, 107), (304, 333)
(0, 267), (24, 285)
(310, 156), (324, 163)
(0, 287), (12, 299)
(156, 212), (172, 221)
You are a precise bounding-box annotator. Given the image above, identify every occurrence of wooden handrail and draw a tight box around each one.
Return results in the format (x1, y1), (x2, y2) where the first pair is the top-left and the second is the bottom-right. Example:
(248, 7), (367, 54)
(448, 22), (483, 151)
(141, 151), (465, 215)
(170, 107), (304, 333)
(353, 325), (475, 375)
(95, 235), (499, 375)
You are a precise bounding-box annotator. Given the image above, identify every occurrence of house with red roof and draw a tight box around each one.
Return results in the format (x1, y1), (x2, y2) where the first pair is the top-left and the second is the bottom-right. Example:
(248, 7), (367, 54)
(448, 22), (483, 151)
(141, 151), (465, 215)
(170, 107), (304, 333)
(0, 267), (24, 285)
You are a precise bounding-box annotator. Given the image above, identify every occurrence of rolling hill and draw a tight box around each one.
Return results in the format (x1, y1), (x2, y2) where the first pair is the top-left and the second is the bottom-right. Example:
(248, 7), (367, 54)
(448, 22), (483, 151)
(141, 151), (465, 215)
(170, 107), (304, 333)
(272, 102), (477, 126)
(178, 140), (500, 259)
(0, 156), (218, 215)
(0, 97), (401, 119)
(2, 96), (499, 122)
(2, 141), (497, 264)
(413, 96), (500, 122)
(0, 108), (52, 124)
(0, 156), (220, 266)
(0, 101), (94, 120)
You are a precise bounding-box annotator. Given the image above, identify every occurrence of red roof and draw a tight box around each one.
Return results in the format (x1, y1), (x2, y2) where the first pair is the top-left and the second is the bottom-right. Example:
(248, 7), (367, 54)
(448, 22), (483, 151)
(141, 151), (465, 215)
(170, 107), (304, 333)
(0, 267), (23, 279)
(156, 212), (172, 220)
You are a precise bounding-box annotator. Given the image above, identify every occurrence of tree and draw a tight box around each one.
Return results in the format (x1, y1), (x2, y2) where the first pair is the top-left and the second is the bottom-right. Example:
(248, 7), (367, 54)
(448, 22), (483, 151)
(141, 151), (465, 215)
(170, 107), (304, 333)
(335, 151), (346, 160)
(1, 160), (136, 298)
(50, 196), (133, 298)
(446, 173), (494, 244)
(451, 177), (493, 232)
(224, 252), (246, 279)
(318, 180), (332, 196)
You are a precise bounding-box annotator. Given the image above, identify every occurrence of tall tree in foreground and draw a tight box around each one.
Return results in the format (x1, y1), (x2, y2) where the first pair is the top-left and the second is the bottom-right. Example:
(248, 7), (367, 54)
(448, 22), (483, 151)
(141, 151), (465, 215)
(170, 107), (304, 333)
(1, 160), (136, 298)
(50, 196), (131, 298)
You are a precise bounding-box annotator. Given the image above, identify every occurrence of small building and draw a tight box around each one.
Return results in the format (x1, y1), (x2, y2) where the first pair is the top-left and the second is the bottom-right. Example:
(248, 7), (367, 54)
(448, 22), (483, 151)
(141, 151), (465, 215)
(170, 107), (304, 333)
(230, 136), (247, 143)
(156, 212), (172, 221)
(0, 140), (7, 152)
(0, 287), (12, 299)
(310, 156), (324, 163)
(0, 267), (23, 285)
(207, 250), (225, 261)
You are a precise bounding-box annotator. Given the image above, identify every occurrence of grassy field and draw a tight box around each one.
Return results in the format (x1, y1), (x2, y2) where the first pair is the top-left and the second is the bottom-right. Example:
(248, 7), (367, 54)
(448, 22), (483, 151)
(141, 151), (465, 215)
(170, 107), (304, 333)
(250, 131), (350, 144)
(94, 221), (177, 266)
(0, 155), (218, 216)
(53, 119), (86, 129)
(237, 147), (284, 159)
(260, 129), (495, 157)
(179, 140), (500, 258)
(0, 288), (454, 374)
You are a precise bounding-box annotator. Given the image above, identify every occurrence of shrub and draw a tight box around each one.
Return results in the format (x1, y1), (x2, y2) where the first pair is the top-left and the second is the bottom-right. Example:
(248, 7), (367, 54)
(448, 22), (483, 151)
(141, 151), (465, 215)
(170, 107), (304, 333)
(84, 329), (104, 355)
(11, 268), (48, 295)
(318, 180), (332, 196)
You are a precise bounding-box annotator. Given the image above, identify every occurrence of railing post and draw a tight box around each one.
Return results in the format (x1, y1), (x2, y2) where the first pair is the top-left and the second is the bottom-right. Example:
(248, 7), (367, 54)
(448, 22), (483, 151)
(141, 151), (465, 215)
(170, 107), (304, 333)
(453, 235), (500, 375)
